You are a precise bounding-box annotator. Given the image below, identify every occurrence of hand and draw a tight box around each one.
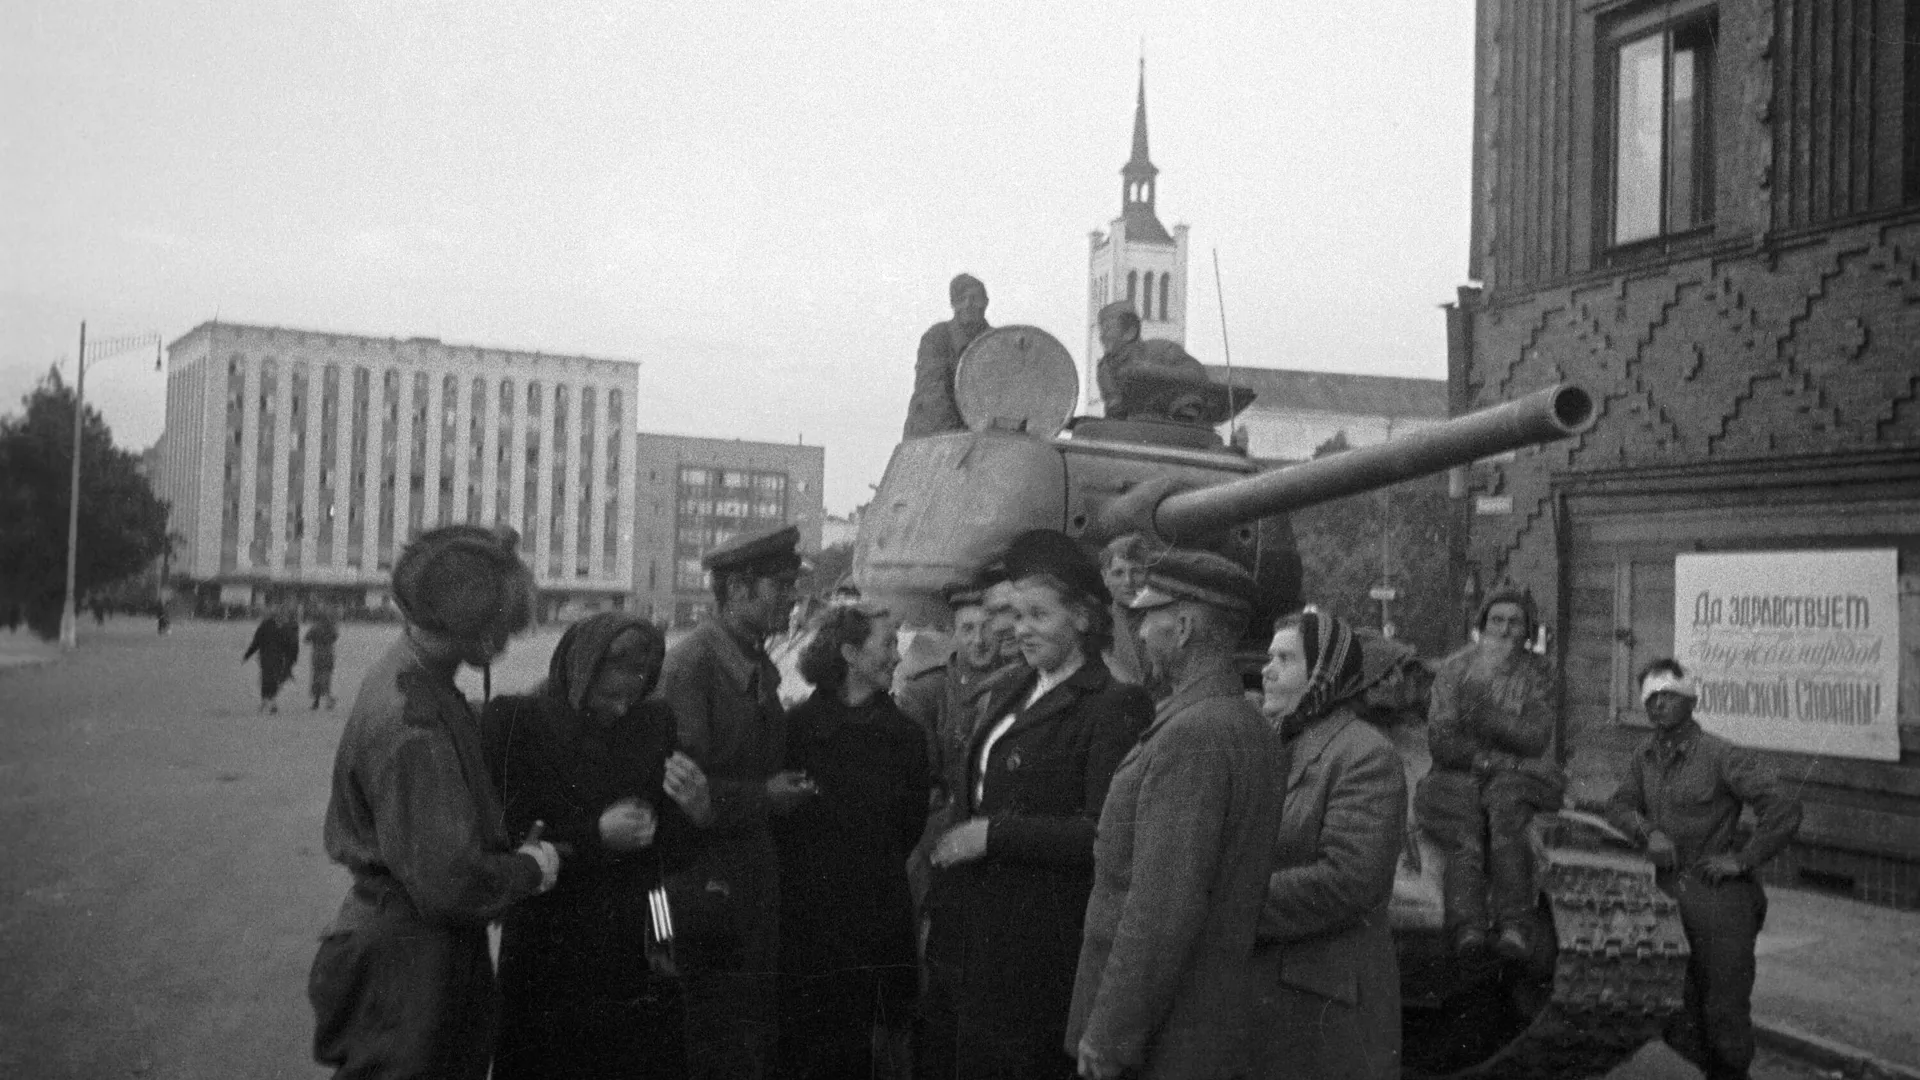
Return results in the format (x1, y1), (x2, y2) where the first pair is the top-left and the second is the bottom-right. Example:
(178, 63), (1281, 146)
(1076, 1036), (1125, 1080)
(517, 840), (560, 892)
(930, 818), (989, 869)
(765, 770), (818, 814)
(663, 752), (714, 827)
(599, 797), (658, 851)
(1699, 853), (1745, 882)
(1644, 830), (1677, 870)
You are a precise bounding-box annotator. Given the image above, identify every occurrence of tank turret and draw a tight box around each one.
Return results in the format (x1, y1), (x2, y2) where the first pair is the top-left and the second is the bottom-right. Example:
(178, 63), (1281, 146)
(854, 324), (1594, 627)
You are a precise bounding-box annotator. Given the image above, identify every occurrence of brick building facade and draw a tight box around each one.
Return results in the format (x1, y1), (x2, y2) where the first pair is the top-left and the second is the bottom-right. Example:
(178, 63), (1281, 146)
(1455, 0), (1920, 905)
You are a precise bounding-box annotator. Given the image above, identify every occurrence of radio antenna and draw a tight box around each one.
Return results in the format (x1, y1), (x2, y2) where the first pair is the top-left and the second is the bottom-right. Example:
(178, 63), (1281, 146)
(1213, 248), (1243, 443)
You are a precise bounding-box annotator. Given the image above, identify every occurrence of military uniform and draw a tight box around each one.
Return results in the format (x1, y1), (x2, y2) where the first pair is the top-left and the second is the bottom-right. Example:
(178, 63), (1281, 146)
(309, 635), (547, 1079)
(1605, 717), (1801, 1080)
(652, 526), (800, 1080)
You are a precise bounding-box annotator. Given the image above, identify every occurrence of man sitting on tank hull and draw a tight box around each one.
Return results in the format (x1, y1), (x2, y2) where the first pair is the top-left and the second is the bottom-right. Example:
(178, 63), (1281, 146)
(1415, 584), (1564, 960)
(903, 273), (992, 439)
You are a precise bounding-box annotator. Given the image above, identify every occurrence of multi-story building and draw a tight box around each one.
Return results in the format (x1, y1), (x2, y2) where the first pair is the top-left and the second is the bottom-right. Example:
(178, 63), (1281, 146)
(1085, 61), (1190, 413)
(159, 322), (639, 616)
(632, 433), (826, 625)
(1455, 0), (1920, 906)
(1205, 365), (1447, 463)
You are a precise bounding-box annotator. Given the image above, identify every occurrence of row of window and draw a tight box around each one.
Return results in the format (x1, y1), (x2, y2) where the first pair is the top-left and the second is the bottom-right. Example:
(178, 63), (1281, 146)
(1123, 270), (1172, 323)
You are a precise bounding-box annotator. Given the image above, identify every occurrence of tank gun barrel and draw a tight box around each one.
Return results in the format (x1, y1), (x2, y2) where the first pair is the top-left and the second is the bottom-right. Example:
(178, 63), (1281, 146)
(1119, 383), (1596, 544)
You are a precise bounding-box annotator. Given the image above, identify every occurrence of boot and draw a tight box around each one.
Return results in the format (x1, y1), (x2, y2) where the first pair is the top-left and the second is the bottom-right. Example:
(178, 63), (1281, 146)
(1494, 923), (1530, 962)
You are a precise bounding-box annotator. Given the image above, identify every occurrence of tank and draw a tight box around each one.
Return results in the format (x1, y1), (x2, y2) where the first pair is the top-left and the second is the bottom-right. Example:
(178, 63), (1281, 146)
(855, 325), (1687, 1079)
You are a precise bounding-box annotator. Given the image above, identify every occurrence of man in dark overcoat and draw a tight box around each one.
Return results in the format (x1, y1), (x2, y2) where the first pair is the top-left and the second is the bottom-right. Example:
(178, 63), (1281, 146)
(1067, 550), (1284, 1080)
(903, 273), (991, 438)
(653, 524), (815, 1080)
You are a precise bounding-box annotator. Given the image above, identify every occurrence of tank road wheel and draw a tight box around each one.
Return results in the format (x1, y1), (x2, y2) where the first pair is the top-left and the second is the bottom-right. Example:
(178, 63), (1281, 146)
(1399, 813), (1690, 1080)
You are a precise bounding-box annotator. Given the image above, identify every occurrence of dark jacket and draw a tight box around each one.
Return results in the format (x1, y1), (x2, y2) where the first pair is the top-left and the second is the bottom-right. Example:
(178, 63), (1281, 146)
(652, 618), (786, 973)
(929, 656), (1153, 1076)
(904, 317), (989, 438)
(774, 690), (930, 1025)
(1255, 707), (1407, 1080)
(1067, 664), (1284, 1079)
(1602, 719), (1802, 875)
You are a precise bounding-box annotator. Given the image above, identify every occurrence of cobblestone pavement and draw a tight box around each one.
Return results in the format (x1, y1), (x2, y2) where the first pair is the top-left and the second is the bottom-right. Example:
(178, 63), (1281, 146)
(0, 619), (1897, 1079)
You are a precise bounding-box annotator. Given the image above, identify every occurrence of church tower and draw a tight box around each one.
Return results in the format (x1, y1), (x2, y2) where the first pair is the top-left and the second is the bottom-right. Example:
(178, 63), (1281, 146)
(1086, 59), (1190, 413)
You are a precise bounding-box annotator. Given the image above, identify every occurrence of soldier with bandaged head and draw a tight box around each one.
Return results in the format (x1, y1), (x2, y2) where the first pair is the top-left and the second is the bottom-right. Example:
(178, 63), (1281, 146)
(308, 525), (557, 1080)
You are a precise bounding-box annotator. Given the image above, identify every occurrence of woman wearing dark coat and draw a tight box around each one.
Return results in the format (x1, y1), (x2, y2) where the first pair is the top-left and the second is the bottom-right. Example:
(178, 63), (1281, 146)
(480, 614), (716, 1080)
(1254, 610), (1408, 1080)
(242, 610), (300, 712)
(922, 531), (1154, 1080)
(773, 604), (931, 1080)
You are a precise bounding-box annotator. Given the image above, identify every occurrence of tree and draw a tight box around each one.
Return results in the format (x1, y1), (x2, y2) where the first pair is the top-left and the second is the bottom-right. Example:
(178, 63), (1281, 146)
(1289, 435), (1459, 659)
(0, 368), (170, 639)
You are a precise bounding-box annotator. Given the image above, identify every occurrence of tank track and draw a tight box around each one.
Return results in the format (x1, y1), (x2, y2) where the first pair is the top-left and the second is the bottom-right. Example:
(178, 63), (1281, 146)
(1415, 818), (1690, 1080)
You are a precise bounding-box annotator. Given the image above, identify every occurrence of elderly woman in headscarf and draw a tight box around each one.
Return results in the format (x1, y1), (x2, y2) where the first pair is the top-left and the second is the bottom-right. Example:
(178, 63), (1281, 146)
(1253, 609), (1409, 1080)
(480, 613), (716, 1080)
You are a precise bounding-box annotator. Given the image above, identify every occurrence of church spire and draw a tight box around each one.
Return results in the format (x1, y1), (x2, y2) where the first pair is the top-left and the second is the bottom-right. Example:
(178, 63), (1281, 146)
(1119, 56), (1171, 244)
(1128, 56), (1153, 171)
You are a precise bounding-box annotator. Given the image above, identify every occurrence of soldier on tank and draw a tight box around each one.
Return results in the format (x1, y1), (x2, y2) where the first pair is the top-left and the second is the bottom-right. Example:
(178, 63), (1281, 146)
(307, 525), (558, 1080)
(1415, 585), (1565, 960)
(1093, 302), (1213, 422)
(903, 273), (992, 439)
(653, 524), (818, 1080)
(1605, 659), (1802, 1080)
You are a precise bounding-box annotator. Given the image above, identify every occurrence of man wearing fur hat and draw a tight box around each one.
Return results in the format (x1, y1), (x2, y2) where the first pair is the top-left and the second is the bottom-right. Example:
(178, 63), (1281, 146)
(903, 273), (992, 438)
(1416, 584), (1564, 960)
(1605, 659), (1801, 1080)
(308, 525), (558, 1080)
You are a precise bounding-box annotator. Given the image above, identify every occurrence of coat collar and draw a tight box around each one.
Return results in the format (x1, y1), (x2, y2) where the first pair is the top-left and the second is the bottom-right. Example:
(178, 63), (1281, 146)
(693, 619), (777, 697)
(1143, 660), (1245, 741)
(1286, 707), (1358, 788)
(974, 655), (1111, 748)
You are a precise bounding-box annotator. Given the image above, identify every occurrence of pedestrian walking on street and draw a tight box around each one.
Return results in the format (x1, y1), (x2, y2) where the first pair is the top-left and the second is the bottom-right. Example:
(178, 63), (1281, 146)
(774, 604), (929, 1080)
(482, 613), (714, 1080)
(243, 607), (300, 713)
(1605, 659), (1803, 1080)
(306, 524), (559, 1080)
(920, 530), (1152, 1080)
(652, 524), (813, 1080)
(1415, 584), (1564, 959)
(1254, 609), (1408, 1080)
(1066, 550), (1283, 1080)
(305, 609), (339, 710)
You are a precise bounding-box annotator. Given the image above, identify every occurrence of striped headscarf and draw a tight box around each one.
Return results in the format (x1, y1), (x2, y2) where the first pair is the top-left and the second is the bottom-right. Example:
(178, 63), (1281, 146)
(1277, 609), (1366, 738)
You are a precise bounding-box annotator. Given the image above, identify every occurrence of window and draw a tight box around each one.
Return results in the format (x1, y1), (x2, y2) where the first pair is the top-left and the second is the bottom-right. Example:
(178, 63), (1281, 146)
(1126, 270), (1138, 308)
(1141, 271), (1155, 320)
(1608, 14), (1715, 245)
(1159, 275), (1170, 322)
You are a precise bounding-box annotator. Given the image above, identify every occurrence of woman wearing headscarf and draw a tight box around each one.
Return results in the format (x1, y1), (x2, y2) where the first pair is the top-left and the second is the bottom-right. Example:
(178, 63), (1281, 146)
(773, 604), (930, 1079)
(243, 606), (300, 712)
(304, 608), (340, 710)
(481, 614), (716, 1080)
(921, 530), (1154, 1080)
(1254, 610), (1409, 1080)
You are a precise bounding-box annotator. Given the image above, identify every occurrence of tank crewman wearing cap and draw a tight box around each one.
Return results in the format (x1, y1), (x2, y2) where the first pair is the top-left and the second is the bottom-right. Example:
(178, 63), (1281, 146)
(1093, 302), (1212, 422)
(897, 581), (1003, 911)
(1604, 660), (1801, 1080)
(1066, 550), (1283, 1080)
(903, 273), (992, 439)
(652, 524), (815, 1080)
(308, 525), (558, 1080)
(1415, 584), (1565, 961)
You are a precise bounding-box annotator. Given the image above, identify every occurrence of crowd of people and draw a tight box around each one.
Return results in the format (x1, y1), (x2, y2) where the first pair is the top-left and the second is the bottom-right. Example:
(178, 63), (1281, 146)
(301, 509), (1800, 1077)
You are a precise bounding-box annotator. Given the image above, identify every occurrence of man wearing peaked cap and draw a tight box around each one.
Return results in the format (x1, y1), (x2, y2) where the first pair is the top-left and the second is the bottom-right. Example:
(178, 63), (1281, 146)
(701, 523), (803, 579)
(1066, 548), (1284, 1080)
(655, 522), (812, 1078)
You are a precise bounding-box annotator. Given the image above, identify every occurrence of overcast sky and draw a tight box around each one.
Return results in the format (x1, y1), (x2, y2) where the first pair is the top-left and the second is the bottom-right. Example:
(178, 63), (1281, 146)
(2, 0), (1475, 514)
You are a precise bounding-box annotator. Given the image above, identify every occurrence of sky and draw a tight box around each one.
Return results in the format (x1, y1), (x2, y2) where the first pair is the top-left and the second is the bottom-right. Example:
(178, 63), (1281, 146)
(1, 0), (1477, 515)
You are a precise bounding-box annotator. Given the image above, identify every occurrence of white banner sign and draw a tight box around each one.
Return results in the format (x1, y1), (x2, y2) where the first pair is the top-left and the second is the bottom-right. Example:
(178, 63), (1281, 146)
(1674, 549), (1901, 761)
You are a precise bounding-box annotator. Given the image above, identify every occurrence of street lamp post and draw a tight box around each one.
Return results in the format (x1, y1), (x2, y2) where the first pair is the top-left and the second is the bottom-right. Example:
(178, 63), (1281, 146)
(59, 322), (163, 649)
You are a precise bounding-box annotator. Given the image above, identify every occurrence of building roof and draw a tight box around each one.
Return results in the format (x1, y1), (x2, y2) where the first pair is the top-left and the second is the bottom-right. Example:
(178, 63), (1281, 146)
(165, 320), (640, 367)
(1203, 364), (1447, 418)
